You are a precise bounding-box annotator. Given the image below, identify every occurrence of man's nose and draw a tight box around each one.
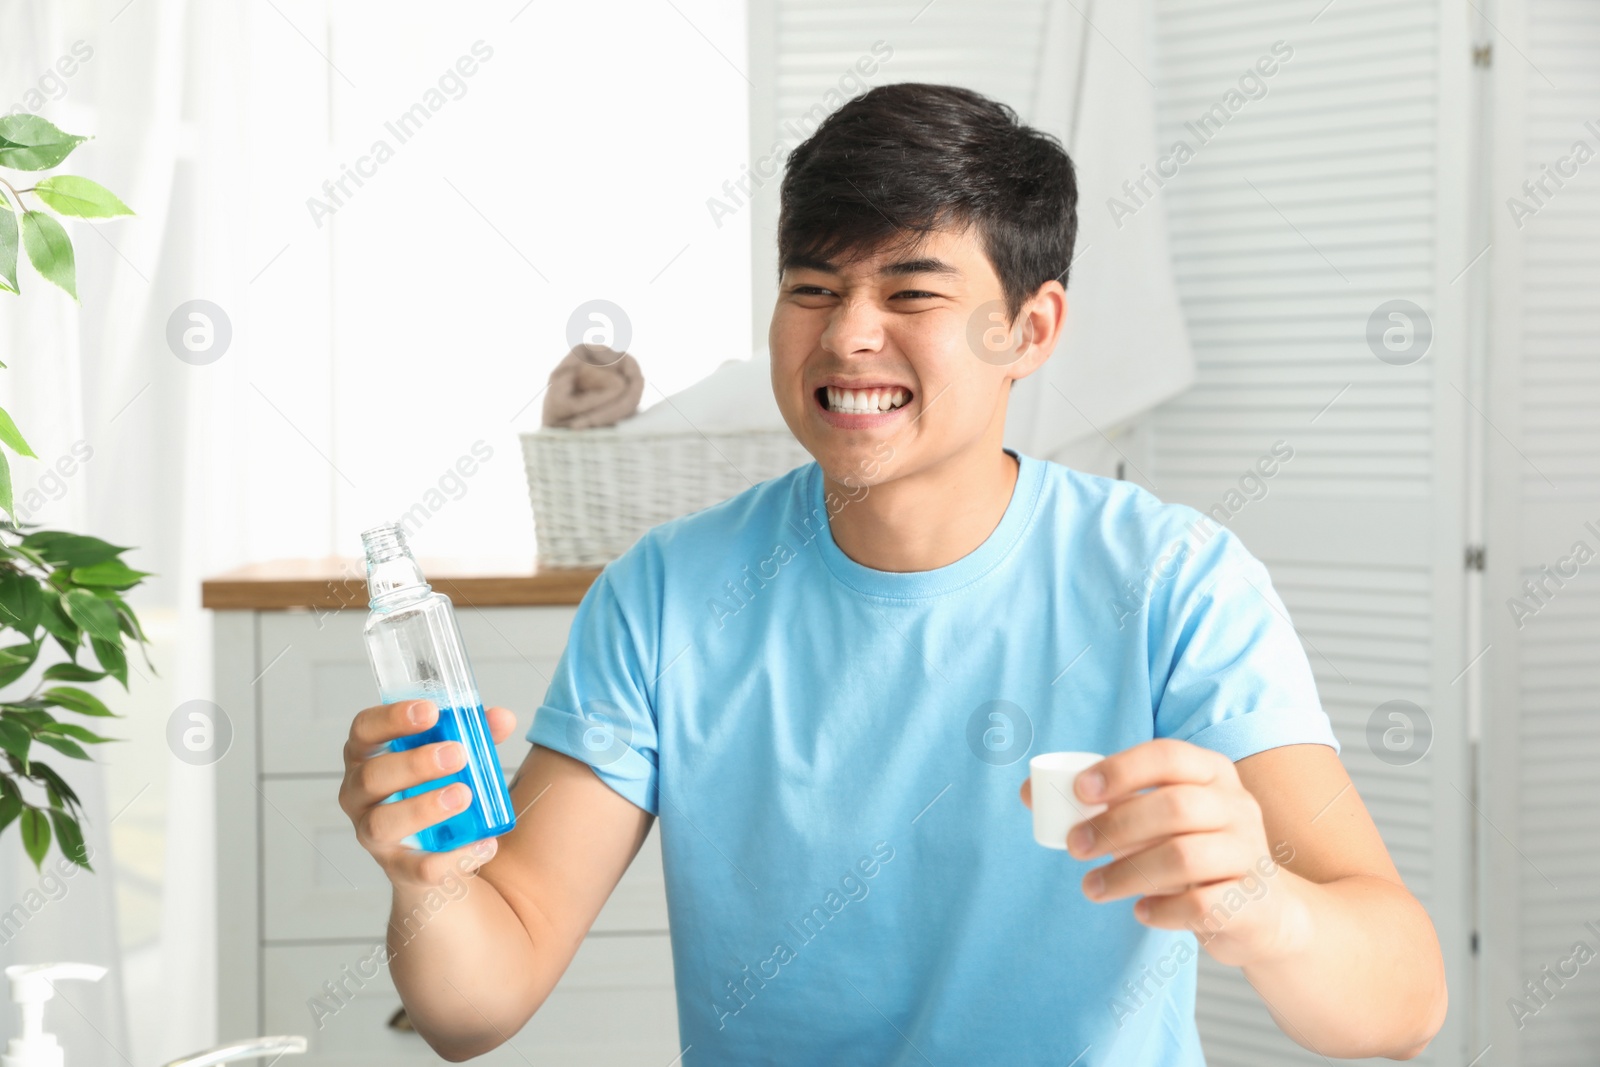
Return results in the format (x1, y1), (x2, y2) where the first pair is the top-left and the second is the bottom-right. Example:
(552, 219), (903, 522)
(819, 297), (885, 359)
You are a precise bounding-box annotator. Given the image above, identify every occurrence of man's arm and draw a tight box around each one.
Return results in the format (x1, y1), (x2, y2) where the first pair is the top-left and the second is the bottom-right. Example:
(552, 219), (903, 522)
(1021, 739), (1447, 1059)
(341, 700), (652, 1062)
(1230, 742), (1447, 1058)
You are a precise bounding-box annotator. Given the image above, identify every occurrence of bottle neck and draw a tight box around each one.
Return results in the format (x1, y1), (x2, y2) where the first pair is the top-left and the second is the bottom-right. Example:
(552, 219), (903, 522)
(366, 554), (430, 606)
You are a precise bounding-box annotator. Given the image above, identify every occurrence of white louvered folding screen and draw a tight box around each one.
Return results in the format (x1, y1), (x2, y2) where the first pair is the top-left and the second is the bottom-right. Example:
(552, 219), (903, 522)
(1484, 0), (1600, 1063)
(1145, 1), (1472, 1063)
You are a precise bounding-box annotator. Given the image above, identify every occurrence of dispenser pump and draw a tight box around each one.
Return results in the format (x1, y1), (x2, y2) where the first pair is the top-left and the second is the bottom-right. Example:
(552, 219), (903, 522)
(2, 964), (107, 1067)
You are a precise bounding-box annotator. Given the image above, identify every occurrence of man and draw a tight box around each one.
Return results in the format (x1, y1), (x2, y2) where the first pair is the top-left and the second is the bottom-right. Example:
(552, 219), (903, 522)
(340, 82), (1446, 1064)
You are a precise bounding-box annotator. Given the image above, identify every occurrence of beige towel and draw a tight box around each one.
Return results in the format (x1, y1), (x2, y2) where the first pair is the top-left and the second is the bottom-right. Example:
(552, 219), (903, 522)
(541, 345), (645, 429)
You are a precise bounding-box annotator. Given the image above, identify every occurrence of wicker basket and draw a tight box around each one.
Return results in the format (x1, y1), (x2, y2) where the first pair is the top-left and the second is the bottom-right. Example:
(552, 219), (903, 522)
(521, 428), (814, 567)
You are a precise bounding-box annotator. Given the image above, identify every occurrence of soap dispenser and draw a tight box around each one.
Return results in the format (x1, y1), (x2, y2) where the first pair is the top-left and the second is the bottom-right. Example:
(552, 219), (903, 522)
(0, 963), (106, 1067)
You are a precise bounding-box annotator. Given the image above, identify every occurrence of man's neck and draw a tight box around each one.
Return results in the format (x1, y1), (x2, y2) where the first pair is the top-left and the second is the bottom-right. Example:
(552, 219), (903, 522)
(823, 445), (1021, 573)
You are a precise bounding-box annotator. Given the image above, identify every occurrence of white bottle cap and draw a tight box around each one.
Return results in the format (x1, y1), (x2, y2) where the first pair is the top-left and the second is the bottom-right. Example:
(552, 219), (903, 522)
(1, 963), (107, 1067)
(1029, 751), (1108, 849)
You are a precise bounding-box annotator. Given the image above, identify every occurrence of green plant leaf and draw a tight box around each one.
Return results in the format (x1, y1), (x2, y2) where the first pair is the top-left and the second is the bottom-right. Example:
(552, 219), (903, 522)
(42, 662), (105, 683)
(4, 709), (51, 731)
(60, 589), (120, 642)
(31, 176), (133, 220)
(0, 640), (39, 689)
(20, 211), (76, 302)
(0, 449), (11, 522)
(42, 686), (113, 718)
(29, 763), (80, 815)
(8, 544), (48, 568)
(33, 734), (89, 761)
(90, 636), (126, 687)
(38, 590), (80, 650)
(38, 721), (113, 744)
(0, 569), (43, 633)
(0, 788), (21, 837)
(0, 407), (35, 458)
(23, 532), (129, 568)
(69, 558), (150, 589)
(98, 591), (150, 644)
(0, 719), (30, 764)
(0, 115), (88, 171)
(18, 807), (49, 869)
(47, 809), (90, 870)
(0, 209), (17, 294)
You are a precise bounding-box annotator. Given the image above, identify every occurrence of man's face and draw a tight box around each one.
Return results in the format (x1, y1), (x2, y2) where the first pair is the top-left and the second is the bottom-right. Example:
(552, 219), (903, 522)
(769, 224), (1051, 489)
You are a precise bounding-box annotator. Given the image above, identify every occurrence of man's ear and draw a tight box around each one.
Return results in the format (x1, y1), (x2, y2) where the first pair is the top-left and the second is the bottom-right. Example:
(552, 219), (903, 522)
(1005, 281), (1068, 384)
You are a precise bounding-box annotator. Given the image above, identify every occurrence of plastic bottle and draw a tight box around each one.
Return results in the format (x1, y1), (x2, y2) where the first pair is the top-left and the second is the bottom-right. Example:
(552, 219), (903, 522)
(361, 522), (515, 851)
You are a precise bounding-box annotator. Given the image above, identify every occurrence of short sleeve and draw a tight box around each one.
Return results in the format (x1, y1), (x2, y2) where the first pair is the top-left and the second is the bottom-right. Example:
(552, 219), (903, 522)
(525, 570), (661, 814)
(1149, 521), (1340, 761)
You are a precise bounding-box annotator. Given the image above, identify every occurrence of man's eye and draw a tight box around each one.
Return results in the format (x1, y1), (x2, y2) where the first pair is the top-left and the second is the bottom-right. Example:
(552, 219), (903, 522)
(894, 290), (939, 300)
(791, 285), (835, 297)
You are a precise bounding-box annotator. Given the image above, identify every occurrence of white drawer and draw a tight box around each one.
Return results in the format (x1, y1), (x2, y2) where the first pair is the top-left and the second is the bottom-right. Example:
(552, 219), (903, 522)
(261, 778), (668, 941)
(257, 607), (578, 774)
(263, 933), (679, 1066)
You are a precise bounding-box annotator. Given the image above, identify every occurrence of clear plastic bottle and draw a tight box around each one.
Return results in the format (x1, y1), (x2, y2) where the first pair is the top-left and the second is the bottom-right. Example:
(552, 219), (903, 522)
(360, 522), (515, 851)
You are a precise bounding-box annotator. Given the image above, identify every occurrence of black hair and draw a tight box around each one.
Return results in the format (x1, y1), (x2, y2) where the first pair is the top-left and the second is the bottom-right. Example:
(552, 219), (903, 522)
(777, 82), (1078, 322)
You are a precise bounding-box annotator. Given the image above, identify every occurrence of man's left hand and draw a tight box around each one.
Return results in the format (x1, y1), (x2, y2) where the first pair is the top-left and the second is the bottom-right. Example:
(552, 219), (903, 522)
(1019, 737), (1312, 968)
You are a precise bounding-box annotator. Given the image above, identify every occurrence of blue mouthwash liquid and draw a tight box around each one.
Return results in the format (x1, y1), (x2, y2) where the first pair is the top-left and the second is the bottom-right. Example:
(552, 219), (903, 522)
(387, 700), (515, 852)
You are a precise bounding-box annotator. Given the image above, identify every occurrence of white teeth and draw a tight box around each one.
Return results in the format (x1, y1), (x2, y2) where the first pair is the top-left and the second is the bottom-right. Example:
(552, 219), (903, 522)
(825, 386), (911, 414)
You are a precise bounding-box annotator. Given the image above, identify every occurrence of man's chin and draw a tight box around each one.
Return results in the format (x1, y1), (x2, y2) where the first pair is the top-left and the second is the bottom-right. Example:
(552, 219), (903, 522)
(805, 438), (903, 492)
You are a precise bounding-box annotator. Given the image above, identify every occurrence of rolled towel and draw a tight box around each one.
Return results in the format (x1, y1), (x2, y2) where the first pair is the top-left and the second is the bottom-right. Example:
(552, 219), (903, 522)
(541, 345), (645, 429)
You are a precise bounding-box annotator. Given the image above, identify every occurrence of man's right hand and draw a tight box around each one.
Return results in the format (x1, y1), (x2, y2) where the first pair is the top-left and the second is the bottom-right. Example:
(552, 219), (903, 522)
(336, 700), (653, 1058)
(338, 698), (520, 886)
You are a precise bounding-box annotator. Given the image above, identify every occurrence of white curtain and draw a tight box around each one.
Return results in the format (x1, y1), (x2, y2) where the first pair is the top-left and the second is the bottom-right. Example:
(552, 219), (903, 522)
(0, 0), (128, 1061)
(2, 0), (254, 1061)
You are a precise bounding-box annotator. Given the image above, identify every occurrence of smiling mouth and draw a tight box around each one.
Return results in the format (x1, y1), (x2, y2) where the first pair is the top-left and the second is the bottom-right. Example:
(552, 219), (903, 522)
(816, 386), (913, 415)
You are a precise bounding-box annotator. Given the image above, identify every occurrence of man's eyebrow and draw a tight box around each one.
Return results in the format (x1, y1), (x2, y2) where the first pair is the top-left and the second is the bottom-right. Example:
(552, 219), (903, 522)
(779, 254), (964, 280)
(781, 253), (838, 275)
(878, 257), (964, 280)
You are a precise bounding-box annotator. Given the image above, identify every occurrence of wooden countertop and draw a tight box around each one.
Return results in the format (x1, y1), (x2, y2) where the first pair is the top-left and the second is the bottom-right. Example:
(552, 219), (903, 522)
(201, 557), (601, 611)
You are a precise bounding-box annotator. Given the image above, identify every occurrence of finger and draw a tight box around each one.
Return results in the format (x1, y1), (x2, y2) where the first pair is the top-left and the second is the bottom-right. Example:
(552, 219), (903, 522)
(388, 835), (501, 889)
(1084, 831), (1246, 902)
(347, 740), (466, 806)
(1132, 882), (1237, 933)
(1019, 778), (1032, 810)
(1077, 738), (1234, 806)
(360, 781), (475, 849)
(346, 699), (439, 762)
(1067, 783), (1230, 860)
(485, 705), (518, 744)
(1132, 883), (1216, 934)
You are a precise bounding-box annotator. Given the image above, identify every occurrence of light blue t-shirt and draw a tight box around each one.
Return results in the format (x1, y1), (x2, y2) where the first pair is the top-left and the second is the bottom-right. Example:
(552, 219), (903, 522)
(526, 450), (1338, 1066)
